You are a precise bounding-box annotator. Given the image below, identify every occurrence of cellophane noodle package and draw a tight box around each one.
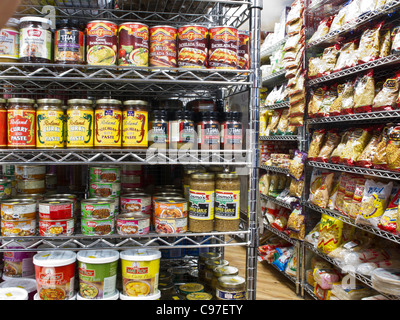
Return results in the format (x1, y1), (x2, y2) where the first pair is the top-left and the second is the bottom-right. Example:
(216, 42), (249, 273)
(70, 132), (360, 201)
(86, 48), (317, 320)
(308, 168), (324, 203)
(348, 179), (367, 219)
(357, 21), (383, 64)
(308, 56), (322, 79)
(329, 2), (350, 33)
(343, 176), (366, 217)
(391, 25), (400, 54)
(379, 24), (392, 58)
(335, 173), (354, 213)
(330, 130), (351, 164)
(339, 127), (373, 166)
(378, 188), (400, 234)
(340, 79), (355, 115)
(386, 124), (400, 172)
(308, 129), (326, 161)
(318, 213), (344, 254)
(289, 150), (307, 181)
(353, 70), (375, 113)
(311, 172), (335, 209)
(355, 127), (383, 168)
(334, 40), (358, 72)
(308, 16), (334, 43)
(373, 72), (400, 111)
(316, 130), (341, 162)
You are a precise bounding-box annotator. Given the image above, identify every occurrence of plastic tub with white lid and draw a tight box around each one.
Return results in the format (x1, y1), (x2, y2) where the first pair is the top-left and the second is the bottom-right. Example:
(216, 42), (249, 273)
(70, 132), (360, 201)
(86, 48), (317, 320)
(0, 287), (28, 300)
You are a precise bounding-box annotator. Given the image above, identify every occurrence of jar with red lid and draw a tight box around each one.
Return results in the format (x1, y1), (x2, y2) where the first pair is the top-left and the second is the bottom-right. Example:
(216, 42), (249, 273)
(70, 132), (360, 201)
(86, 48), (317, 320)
(220, 111), (243, 150)
(197, 111), (220, 151)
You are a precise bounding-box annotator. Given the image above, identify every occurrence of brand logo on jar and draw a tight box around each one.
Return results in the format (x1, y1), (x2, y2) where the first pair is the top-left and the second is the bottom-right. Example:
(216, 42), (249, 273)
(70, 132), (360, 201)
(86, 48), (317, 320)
(151, 31), (173, 43)
(79, 267), (95, 277)
(126, 266), (149, 275)
(180, 29), (204, 41)
(89, 27), (113, 38)
(1, 31), (9, 38)
(93, 169), (103, 175)
(39, 271), (63, 282)
(27, 28), (42, 37)
(85, 205), (95, 211)
(87, 220), (98, 227)
(134, 29), (149, 41)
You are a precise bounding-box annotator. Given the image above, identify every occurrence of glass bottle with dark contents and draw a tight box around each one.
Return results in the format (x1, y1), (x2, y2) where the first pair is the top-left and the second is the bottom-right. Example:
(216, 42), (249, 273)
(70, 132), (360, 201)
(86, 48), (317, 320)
(54, 18), (85, 64)
(149, 109), (169, 149)
(197, 111), (220, 151)
(221, 111), (243, 150)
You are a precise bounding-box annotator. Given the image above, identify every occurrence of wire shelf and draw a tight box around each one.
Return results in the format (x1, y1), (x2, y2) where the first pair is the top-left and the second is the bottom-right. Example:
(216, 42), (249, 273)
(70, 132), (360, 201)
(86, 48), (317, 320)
(259, 135), (300, 141)
(260, 193), (295, 210)
(259, 164), (289, 175)
(307, 110), (400, 125)
(260, 36), (288, 60)
(261, 101), (290, 110)
(263, 221), (298, 245)
(262, 69), (286, 88)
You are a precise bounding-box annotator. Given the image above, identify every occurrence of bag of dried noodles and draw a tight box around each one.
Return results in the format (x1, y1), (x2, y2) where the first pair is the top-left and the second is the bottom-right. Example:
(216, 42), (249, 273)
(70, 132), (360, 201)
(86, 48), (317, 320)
(372, 126), (389, 170)
(308, 129), (326, 161)
(339, 127), (373, 166)
(386, 124), (400, 172)
(353, 70), (375, 114)
(373, 71), (400, 111)
(330, 130), (351, 164)
(355, 126), (383, 168)
(357, 21), (384, 64)
(316, 129), (341, 163)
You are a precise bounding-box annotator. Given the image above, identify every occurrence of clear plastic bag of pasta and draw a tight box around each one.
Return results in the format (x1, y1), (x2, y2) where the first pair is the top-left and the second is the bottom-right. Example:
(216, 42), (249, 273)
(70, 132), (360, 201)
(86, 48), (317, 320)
(289, 150), (307, 181)
(372, 126), (389, 170)
(356, 179), (393, 227)
(318, 213), (344, 254)
(355, 126), (383, 168)
(308, 86), (326, 118)
(373, 72), (400, 111)
(378, 188), (400, 234)
(329, 83), (345, 116)
(329, 2), (350, 33)
(312, 172), (335, 209)
(330, 131), (351, 164)
(317, 129), (341, 162)
(276, 109), (290, 135)
(391, 25), (400, 55)
(357, 21), (384, 64)
(308, 56), (322, 79)
(340, 79), (355, 115)
(309, 16), (334, 43)
(308, 168), (324, 202)
(386, 124), (400, 172)
(379, 24), (392, 59)
(353, 70), (375, 114)
(308, 128), (326, 161)
(339, 127), (373, 166)
(343, 176), (366, 217)
(265, 109), (282, 136)
(334, 40), (358, 72)
(348, 179), (367, 219)
(335, 172), (354, 213)
(317, 85), (338, 118)
(319, 44), (341, 76)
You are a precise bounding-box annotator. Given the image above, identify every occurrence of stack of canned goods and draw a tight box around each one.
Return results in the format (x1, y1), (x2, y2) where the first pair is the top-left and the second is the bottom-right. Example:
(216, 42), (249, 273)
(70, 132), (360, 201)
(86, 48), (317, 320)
(14, 165), (46, 196)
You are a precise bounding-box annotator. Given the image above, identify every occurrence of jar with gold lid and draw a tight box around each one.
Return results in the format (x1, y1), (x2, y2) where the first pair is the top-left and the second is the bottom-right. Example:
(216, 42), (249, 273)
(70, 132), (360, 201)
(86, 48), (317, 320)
(66, 99), (94, 148)
(211, 265), (239, 290)
(94, 99), (122, 149)
(216, 275), (246, 300)
(36, 98), (64, 149)
(122, 100), (148, 149)
(204, 258), (229, 288)
(197, 251), (221, 282)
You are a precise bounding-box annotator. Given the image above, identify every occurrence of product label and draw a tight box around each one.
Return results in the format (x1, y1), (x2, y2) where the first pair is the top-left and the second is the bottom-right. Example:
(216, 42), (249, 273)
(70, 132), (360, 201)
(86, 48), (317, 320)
(86, 21), (117, 65)
(122, 110), (148, 147)
(149, 121), (168, 144)
(7, 109), (36, 147)
(0, 28), (19, 59)
(197, 122), (220, 146)
(36, 110), (65, 148)
(149, 26), (177, 68)
(216, 289), (246, 300)
(171, 120), (195, 144)
(221, 123), (242, 146)
(67, 109), (94, 147)
(215, 190), (240, 220)
(177, 25), (208, 68)
(189, 189), (214, 220)
(94, 109), (122, 147)
(20, 27), (52, 60)
(118, 23), (149, 66)
(0, 109), (7, 147)
(55, 29), (84, 63)
(208, 27), (238, 69)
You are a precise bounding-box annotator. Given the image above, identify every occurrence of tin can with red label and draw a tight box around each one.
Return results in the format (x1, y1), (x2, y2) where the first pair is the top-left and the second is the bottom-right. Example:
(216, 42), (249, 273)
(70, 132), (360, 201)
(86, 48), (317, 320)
(177, 25), (208, 68)
(208, 26), (238, 69)
(38, 218), (74, 236)
(238, 31), (250, 70)
(38, 199), (74, 220)
(86, 20), (118, 66)
(118, 22), (149, 67)
(149, 25), (177, 68)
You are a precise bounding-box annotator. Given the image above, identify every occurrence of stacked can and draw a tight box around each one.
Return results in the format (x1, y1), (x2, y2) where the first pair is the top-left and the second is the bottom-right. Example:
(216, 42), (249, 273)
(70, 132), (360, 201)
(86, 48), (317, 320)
(85, 166), (121, 236)
(14, 165), (46, 196)
(0, 199), (36, 237)
(121, 165), (143, 190)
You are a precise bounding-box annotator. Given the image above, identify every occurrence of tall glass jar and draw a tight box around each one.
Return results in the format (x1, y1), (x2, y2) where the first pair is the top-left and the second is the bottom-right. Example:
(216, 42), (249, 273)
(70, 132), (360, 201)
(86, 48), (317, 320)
(215, 173), (240, 231)
(66, 99), (94, 148)
(94, 99), (122, 149)
(149, 109), (169, 149)
(36, 98), (64, 149)
(122, 100), (148, 149)
(188, 173), (215, 233)
(7, 98), (36, 149)
(216, 275), (246, 300)
(211, 265), (239, 291)
(183, 166), (206, 200)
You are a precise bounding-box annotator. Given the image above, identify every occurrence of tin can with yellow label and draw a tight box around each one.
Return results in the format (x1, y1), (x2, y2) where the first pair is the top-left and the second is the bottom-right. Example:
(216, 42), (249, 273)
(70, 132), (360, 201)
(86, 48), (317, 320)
(122, 100), (148, 148)
(36, 99), (65, 149)
(94, 99), (122, 148)
(66, 99), (94, 148)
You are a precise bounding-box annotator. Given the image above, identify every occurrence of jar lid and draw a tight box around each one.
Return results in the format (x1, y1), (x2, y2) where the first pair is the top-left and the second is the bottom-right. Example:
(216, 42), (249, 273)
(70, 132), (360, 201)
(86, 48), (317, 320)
(216, 173), (239, 179)
(7, 98), (35, 104)
(175, 110), (193, 119)
(205, 259), (229, 269)
(120, 248), (161, 261)
(217, 275), (246, 288)
(5, 18), (19, 27)
(96, 98), (121, 105)
(0, 287), (28, 300)
(213, 265), (239, 277)
(56, 18), (84, 30)
(199, 251), (221, 261)
(187, 292), (212, 300)
(20, 16), (52, 27)
(123, 100), (149, 106)
(67, 98), (93, 105)
(191, 173), (214, 180)
(77, 249), (119, 264)
(33, 250), (77, 267)
(0, 98), (6, 104)
(37, 98), (62, 105)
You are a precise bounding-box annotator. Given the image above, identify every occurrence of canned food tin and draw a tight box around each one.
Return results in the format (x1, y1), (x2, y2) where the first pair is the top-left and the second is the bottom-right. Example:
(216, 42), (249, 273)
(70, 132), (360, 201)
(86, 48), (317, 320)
(208, 26), (238, 69)
(17, 179), (45, 194)
(118, 22), (149, 67)
(154, 197), (188, 218)
(15, 165), (46, 180)
(120, 193), (151, 215)
(90, 195), (119, 215)
(50, 194), (78, 214)
(1, 199), (36, 220)
(81, 199), (114, 219)
(86, 20), (118, 65)
(177, 25), (208, 68)
(38, 199), (74, 220)
(237, 30), (250, 70)
(0, 179), (12, 199)
(45, 174), (57, 190)
(154, 216), (187, 234)
(116, 213), (150, 235)
(38, 218), (74, 236)
(89, 182), (121, 198)
(1, 218), (36, 236)
(89, 166), (121, 183)
(81, 217), (114, 236)
(149, 25), (177, 68)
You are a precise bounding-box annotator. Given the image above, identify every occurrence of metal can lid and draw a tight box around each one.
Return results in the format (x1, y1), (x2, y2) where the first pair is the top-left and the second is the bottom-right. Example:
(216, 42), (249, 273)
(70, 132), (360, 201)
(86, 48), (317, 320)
(121, 192), (150, 198)
(186, 292), (212, 300)
(217, 275), (246, 288)
(95, 98), (122, 105)
(1, 199), (35, 205)
(191, 172), (214, 180)
(123, 100), (149, 106)
(154, 197), (187, 204)
(216, 173), (239, 179)
(117, 212), (149, 220)
(87, 20), (117, 26)
(119, 22), (149, 28)
(199, 251), (221, 261)
(82, 198), (113, 205)
(67, 98), (93, 105)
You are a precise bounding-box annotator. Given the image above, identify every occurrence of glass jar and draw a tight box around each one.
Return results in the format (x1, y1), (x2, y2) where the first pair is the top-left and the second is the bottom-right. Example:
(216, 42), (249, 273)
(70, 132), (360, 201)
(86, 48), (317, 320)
(170, 110), (195, 150)
(211, 265), (239, 291)
(149, 109), (169, 149)
(204, 259), (229, 288)
(54, 18), (85, 64)
(215, 173), (241, 232)
(216, 275), (246, 300)
(0, 18), (20, 62)
(221, 111), (243, 150)
(36, 99), (64, 149)
(183, 166), (206, 200)
(7, 98), (36, 149)
(66, 99), (94, 148)
(19, 16), (52, 63)
(197, 111), (220, 150)
(122, 100), (148, 149)
(94, 99), (122, 149)
(0, 98), (7, 148)
(188, 173), (215, 233)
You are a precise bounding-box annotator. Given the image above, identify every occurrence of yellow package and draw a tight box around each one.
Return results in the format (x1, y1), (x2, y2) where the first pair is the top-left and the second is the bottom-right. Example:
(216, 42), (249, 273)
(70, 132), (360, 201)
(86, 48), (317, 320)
(318, 214), (344, 254)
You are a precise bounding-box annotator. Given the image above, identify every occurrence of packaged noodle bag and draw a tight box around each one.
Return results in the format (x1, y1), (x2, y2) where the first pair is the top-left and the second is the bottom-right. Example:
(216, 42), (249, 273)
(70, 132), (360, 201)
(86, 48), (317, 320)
(348, 179), (367, 219)
(308, 86), (326, 118)
(343, 176), (366, 217)
(319, 44), (341, 76)
(355, 126), (383, 168)
(330, 131), (351, 164)
(339, 127), (373, 166)
(334, 40), (358, 72)
(317, 85), (338, 118)
(386, 124), (400, 172)
(357, 21), (384, 64)
(340, 79), (355, 115)
(372, 126), (389, 170)
(317, 130), (341, 163)
(379, 24), (392, 59)
(373, 72), (400, 111)
(378, 188), (400, 234)
(308, 16), (334, 43)
(356, 179), (393, 227)
(329, 83), (346, 116)
(308, 129), (326, 161)
(318, 213), (344, 254)
(353, 70), (375, 114)
(308, 168), (324, 203)
(311, 172), (335, 209)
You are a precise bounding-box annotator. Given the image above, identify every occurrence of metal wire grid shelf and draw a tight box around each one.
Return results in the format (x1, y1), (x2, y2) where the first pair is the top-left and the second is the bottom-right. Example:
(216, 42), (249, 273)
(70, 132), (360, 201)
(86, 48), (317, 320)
(259, 164), (289, 175)
(260, 193), (294, 210)
(306, 0), (400, 48)
(259, 135), (300, 141)
(0, 149), (251, 165)
(262, 69), (286, 88)
(261, 101), (290, 110)
(307, 110), (400, 125)
(17, 0), (252, 28)
(263, 221), (298, 245)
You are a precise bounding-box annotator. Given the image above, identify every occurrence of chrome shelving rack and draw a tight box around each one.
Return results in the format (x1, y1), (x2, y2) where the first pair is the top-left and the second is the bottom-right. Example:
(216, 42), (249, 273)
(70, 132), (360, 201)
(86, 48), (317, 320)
(1, 0), (263, 300)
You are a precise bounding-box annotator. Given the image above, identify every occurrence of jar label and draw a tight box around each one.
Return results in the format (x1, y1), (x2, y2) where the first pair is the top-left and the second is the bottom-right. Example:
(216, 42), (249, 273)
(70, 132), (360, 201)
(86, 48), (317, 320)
(55, 29), (85, 63)
(215, 190), (240, 220)
(118, 23), (149, 67)
(66, 109), (94, 147)
(216, 289), (245, 300)
(122, 110), (148, 147)
(20, 27), (52, 60)
(189, 189), (214, 220)
(0, 109), (7, 147)
(197, 123), (220, 147)
(7, 109), (36, 147)
(149, 121), (168, 144)
(208, 27), (238, 69)
(221, 123), (242, 146)
(0, 28), (19, 59)
(95, 109), (122, 147)
(36, 110), (65, 148)
(171, 120), (195, 144)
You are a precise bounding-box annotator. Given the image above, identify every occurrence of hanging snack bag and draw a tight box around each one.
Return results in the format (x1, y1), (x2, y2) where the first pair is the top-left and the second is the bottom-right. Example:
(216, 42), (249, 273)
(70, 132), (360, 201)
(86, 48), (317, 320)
(355, 127), (383, 168)
(340, 79), (355, 115)
(339, 127), (373, 166)
(353, 70), (375, 114)
(330, 130), (351, 164)
(386, 124), (400, 172)
(372, 127), (389, 170)
(307, 129), (326, 161)
(373, 71), (400, 111)
(357, 179), (393, 227)
(357, 21), (384, 64)
(308, 86), (326, 118)
(334, 40), (358, 72)
(318, 213), (344, 254)
(378, 188), (400, 234)
(316, 130), (341, 163)
(391, 25), (400, 55)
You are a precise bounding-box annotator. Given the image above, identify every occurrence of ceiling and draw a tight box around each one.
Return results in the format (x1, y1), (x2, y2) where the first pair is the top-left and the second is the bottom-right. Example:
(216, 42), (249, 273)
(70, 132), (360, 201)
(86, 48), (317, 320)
(261, 0), (293, 31)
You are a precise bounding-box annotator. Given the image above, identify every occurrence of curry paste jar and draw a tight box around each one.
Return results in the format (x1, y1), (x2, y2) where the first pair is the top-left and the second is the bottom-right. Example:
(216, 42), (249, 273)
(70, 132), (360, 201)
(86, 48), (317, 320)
(66, 99), (94, 148)
(122, 100), (148, 149)
(19, 16), (52, 63)
(0, 98), (7, 148)
(55, 19), (85, 64)
(94, 99), (122, 149)
(7, 98), (36, 148)
(36, 99), (65, 149)
(86, 20), (118, 66)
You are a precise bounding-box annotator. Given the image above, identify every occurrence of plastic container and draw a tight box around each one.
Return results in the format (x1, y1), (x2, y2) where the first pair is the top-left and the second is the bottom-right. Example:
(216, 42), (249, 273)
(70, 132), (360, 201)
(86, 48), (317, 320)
(2, 240), (36, 278)
(77, 290), (119, 300)
(0, 277), (37, 300)
(33, 250), (77, 300)
(77, 250), (119, 300)
(120, 289), (160, 300)
(120, 249), (161, 297)
(0, 287), (28, 300)
(34, 292), (76, 300)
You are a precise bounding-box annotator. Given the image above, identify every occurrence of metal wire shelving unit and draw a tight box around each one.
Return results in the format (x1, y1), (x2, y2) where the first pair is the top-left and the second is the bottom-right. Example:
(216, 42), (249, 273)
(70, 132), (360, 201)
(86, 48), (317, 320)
(0, 0), (263, 300)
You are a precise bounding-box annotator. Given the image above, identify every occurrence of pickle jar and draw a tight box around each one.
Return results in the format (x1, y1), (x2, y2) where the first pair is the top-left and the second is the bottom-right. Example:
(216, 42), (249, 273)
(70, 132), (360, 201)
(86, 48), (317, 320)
(94, 99), (122, 149)
(215, 173), (240, 232)
(36, 98), (64, 149)
(188, 173), (215, 233)
(211, 265), (239, 290)
(197, 251), (221, 282)
(66, 99), (94, 148)
(122, 100), (148, 149)
(204, 259), (229, 288)
(7, 98), (36, 149)
(216, 275), (246, 300)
